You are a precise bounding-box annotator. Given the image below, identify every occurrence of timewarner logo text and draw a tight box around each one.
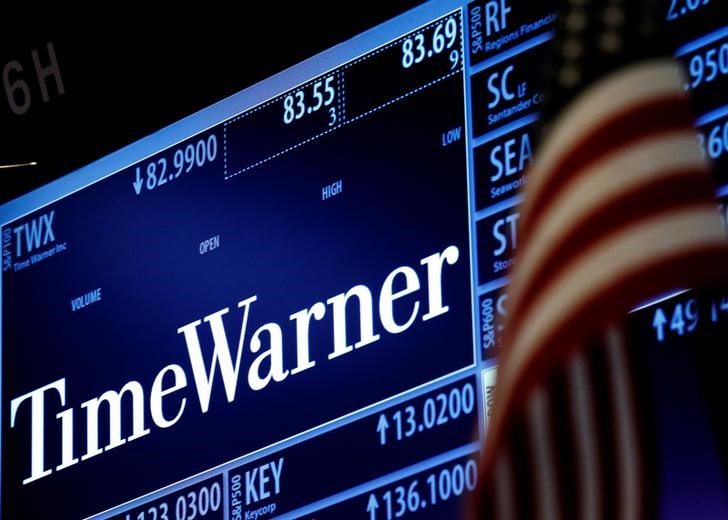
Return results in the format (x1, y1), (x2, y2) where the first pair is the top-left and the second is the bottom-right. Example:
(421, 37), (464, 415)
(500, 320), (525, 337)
(9, 245), (461, 485)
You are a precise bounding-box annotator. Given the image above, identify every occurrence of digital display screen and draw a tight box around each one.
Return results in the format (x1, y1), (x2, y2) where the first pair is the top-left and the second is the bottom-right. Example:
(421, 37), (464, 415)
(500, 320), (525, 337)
(2, 1), (727, 518)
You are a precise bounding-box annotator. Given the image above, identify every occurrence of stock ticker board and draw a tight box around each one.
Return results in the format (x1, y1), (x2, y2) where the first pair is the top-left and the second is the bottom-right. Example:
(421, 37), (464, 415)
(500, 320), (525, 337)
(1, 1), (727, 518)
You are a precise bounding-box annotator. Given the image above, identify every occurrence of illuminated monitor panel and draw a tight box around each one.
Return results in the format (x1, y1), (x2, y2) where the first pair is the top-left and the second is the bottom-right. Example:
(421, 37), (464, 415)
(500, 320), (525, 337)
(1, 1), (726, 518)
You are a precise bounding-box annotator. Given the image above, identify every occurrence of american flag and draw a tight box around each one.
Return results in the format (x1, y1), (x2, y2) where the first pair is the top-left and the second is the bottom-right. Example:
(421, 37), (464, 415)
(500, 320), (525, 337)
(471, 0), (728, 518)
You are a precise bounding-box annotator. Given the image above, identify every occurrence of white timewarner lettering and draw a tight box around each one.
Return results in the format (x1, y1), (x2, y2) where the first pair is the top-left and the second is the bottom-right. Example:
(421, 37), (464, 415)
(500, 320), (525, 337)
(9, 245), (461, 485)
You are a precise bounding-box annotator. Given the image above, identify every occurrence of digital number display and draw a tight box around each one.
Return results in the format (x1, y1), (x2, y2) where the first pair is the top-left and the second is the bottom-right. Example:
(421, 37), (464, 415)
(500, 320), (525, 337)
(1, 1), (726, 518)
(666, 0), (712, 22)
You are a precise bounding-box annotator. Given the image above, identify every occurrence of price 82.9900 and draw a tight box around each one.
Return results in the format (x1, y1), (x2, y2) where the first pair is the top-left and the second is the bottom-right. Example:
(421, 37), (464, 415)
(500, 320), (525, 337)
(132, 135), (218, 195)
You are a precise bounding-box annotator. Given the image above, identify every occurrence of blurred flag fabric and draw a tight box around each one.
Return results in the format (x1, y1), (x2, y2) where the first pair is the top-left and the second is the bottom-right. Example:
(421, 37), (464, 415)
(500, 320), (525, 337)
(471, 0), (728, 518)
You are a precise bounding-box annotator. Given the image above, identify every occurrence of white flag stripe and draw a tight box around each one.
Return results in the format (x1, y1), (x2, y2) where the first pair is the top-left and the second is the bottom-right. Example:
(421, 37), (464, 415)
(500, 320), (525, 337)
(568, 352), (602, 520)
(605, 327), (641, 520)
(521, 61), (685, 211)
(508, 131), (704, 311)
(494, 450), (517, 520)
(496, 207), (726, 430)
(528, 386), (561, 520)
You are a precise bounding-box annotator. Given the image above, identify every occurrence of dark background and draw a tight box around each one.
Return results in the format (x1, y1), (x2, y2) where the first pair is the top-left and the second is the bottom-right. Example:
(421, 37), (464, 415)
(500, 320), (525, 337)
(0, 2), (426, 204)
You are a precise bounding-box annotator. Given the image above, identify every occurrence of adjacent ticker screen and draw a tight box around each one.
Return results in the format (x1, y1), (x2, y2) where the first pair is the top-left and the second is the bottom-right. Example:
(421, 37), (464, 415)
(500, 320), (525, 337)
(1, 1), (726, 518)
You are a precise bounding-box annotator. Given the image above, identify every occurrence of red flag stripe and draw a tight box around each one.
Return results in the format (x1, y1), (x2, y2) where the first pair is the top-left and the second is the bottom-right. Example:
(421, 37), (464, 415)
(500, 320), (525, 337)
(511, 178), (713, 341)
(485, 207), (728, 469)
(476, 56), (728, 520)
(522, 96), (693, 239)
(499, 207), (725, 403)
(505, 207), (726, 377)
(520, 61), (690, 229)
(491, 246), (727, 469)
(478, 326), (658, 520)
(507, 131), (710, 320)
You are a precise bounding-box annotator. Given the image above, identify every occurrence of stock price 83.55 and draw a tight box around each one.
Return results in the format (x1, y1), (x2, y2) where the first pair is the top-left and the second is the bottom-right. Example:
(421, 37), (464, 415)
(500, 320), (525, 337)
(282, 76), (336, 125)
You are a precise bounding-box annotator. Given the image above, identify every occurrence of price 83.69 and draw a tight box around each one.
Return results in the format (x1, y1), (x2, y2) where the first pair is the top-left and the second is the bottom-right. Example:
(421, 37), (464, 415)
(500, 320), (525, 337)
(401, 16), (461, 70)
(282, 75), (336, 125)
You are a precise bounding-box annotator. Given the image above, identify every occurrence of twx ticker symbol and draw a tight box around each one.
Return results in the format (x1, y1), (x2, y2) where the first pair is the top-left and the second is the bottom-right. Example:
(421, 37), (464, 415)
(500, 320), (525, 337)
(13, 210), (55, 257)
